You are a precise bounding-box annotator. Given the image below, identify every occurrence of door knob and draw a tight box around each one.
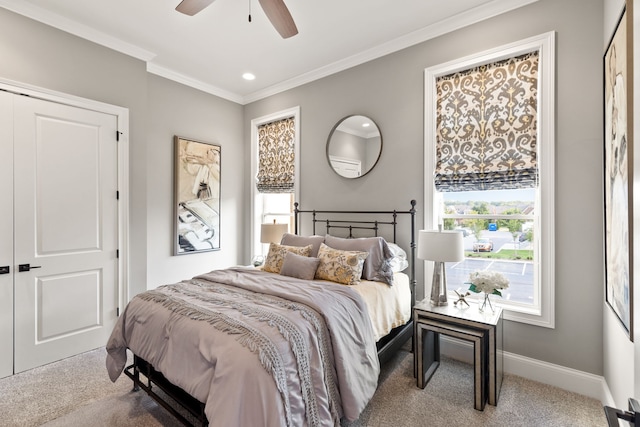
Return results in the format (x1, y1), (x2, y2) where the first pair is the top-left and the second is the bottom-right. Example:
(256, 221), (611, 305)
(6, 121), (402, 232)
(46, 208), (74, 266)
(0, 266), (8, 274)
(18, 264), (41, 272)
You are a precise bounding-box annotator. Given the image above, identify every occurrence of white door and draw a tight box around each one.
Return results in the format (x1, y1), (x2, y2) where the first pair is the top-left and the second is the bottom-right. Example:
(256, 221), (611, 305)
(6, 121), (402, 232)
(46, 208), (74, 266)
(13, 94), (119, 373)
(0, 92), (14, 378)
(329, 156), (361, 178)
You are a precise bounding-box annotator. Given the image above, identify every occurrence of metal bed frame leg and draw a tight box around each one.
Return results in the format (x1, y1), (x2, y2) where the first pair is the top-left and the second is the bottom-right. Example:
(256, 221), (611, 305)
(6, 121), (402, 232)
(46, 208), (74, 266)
(124, 355), (209, 426)
(131, 360), (141, 392)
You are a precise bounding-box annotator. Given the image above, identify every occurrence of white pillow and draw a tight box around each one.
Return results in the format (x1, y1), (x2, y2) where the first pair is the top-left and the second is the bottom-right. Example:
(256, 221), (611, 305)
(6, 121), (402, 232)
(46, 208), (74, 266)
(387, 243), (409, 272)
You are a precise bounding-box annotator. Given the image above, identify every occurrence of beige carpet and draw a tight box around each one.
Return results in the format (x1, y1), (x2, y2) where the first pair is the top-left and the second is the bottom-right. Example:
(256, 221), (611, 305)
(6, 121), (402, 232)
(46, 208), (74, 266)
(0, 345), (607, 427)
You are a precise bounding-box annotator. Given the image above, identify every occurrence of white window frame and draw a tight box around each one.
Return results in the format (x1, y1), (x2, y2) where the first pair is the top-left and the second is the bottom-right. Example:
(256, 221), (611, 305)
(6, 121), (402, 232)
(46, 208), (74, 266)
(250, 106), (301, 259)
(424, 32), (555, 328)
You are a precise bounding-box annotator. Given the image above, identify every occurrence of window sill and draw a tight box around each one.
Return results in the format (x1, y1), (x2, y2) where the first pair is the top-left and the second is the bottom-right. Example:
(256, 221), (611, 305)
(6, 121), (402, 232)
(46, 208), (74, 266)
(451, 293), (553, 328)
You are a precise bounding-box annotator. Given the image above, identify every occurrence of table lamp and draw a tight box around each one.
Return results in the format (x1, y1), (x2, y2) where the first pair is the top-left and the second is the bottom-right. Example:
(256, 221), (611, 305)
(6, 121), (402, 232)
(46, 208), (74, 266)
(252, 220), (289, 266)
(418, 227), (464, 306)
(260, 220), (289, 245)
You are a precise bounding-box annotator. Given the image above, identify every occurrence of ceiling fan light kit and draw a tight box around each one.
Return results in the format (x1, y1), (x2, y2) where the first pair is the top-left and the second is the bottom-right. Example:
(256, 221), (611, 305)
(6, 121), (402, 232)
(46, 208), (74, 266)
(175, 0), (298, 38)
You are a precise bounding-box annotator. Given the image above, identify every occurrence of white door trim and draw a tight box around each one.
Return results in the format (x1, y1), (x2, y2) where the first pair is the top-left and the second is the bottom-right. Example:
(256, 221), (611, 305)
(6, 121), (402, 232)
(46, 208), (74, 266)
(0, 91), (14, 378)
(0, 77), (130, 310)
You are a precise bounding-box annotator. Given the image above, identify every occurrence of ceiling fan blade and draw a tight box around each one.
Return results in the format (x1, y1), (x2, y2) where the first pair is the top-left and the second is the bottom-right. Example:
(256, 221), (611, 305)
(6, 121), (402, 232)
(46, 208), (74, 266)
(175, 0), (216, 16)
(258, 0), (298, 39)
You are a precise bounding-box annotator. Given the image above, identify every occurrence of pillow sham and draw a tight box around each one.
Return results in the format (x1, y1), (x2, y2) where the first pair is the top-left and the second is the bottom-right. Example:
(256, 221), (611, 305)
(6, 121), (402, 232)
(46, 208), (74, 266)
(315, 243), (369, 286)
(387, 242), (409, 272)
(280, 233), (325, 258)
(280, 252), (321, 280)
(324, 235), (394, 285)
(263, 242), (313, 274)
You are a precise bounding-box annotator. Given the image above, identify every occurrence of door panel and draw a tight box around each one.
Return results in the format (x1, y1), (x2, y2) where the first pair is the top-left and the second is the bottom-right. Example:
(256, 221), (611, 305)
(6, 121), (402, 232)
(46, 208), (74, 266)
(13, 95), (119, 373)
(36, 116), (102, 254)
(0, 92), (14, 379)
(38, 270), (102, 341)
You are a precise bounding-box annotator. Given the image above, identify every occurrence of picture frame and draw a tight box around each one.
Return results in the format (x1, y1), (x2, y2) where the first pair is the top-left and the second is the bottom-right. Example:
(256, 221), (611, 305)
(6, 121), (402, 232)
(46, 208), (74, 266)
(603, 2), (633, 340)
(174, 136), (221, 255)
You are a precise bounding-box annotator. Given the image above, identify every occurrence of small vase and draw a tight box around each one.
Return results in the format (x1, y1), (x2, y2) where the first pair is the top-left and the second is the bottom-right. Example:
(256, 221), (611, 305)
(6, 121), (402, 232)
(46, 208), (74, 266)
(479, 293), (494, 312)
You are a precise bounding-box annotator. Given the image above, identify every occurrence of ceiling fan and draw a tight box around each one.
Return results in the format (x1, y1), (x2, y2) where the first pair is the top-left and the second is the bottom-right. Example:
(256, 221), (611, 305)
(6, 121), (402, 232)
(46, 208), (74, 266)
(175, 0), (298, 39)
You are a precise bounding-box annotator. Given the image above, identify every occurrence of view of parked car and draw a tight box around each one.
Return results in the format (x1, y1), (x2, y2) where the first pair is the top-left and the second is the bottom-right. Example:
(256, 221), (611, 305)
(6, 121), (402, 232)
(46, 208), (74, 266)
(473, 238), (494, 252)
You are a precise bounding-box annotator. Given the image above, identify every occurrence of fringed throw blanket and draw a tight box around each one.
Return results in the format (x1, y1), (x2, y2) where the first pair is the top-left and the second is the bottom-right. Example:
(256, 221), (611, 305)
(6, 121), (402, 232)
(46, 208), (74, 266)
(106, 267), (380, 427)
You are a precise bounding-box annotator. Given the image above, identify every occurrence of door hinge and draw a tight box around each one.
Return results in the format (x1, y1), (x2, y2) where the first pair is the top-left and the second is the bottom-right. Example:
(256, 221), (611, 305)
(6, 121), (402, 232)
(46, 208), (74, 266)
(116, 131), (122, 141)
(116, 249), (119, 258)
(116, 190), (119, 200)
(117, 307), (120, 317)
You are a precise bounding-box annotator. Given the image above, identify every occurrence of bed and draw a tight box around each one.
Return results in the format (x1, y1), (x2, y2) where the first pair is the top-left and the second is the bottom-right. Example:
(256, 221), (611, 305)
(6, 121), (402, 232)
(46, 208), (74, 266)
(106, 200), (416, 427)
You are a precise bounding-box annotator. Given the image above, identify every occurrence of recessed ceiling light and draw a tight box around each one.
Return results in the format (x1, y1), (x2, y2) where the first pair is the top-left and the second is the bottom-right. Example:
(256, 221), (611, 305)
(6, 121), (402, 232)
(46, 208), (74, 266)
(243, 73), (256, 81)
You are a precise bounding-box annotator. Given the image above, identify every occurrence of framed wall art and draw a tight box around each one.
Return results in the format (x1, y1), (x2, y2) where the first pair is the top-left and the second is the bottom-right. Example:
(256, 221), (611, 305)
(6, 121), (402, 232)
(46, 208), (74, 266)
(174, 136), (221, 255)
(603, 2), (633, 340)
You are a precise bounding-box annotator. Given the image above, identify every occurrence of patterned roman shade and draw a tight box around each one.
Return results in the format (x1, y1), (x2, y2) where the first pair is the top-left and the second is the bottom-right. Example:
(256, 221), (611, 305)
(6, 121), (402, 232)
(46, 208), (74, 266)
(256, 117), (296, 193)
(434, 51), (539, 192)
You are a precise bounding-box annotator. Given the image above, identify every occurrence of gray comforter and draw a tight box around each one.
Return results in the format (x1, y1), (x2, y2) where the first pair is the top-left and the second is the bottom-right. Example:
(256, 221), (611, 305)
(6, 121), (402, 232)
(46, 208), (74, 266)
(106, 267), (380, 427)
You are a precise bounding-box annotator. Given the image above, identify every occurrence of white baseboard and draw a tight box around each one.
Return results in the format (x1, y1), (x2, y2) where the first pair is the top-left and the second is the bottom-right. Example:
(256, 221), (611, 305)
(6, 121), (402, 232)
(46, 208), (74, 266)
(440, 337), (614, 405)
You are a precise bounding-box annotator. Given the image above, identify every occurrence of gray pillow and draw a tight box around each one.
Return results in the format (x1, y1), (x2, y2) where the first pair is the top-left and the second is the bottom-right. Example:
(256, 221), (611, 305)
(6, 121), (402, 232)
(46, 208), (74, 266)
(280, 233), (325, 258)
(324, 235), (394, 286)
(280, 252), (321, 280)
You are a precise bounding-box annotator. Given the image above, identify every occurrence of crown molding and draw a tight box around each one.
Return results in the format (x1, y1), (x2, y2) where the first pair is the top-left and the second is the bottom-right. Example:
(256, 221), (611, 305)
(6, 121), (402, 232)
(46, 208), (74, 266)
(146, 63), (244, 104)
(242, 0), (539, 104)
(0, 0), (539, 105)
(0, 0), (155, 61)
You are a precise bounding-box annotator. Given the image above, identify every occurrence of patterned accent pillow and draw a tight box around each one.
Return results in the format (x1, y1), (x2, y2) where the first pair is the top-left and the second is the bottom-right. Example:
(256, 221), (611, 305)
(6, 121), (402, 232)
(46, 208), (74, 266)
(263, 243), (313, 274)
(324, 235), (394, 286)
(315, 243), (369, 286)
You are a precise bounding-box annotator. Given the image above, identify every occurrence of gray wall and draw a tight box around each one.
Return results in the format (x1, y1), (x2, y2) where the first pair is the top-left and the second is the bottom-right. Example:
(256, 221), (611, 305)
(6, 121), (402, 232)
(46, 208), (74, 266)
(329, 130), (366, 161)
(0, 8), (149, 297)
(0, 9), (245, 298)
(146, 75), (244, 288)
(364, 135), (381, 173)
(244, 0), (605, 375)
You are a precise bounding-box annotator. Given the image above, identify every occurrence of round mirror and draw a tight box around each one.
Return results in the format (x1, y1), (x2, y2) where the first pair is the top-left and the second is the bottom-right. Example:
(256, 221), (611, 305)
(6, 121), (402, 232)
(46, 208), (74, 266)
(326, 115), (382, 178)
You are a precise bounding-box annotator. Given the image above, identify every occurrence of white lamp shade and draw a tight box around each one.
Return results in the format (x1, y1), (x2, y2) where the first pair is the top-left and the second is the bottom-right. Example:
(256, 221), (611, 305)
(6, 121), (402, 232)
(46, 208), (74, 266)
(260, 223), (289, 244)
(417, 230), (464, 262)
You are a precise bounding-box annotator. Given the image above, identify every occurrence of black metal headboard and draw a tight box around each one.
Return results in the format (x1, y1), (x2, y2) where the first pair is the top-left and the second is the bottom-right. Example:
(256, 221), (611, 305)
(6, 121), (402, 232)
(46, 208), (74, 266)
(293, 200), (417, 307)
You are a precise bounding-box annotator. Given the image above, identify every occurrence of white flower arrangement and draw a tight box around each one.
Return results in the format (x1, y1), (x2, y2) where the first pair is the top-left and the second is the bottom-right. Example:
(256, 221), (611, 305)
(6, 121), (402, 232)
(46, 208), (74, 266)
(467, 270), (509, 297)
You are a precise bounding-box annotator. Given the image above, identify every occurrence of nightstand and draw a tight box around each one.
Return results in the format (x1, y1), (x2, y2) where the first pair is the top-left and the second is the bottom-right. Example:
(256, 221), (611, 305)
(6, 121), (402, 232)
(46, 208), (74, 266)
(413, 299), (503, 411)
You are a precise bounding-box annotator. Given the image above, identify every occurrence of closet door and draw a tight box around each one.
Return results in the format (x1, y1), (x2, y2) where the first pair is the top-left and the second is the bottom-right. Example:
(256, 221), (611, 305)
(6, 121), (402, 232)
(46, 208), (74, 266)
(0, 92), (13, 379)
(13, 95), (119, 373)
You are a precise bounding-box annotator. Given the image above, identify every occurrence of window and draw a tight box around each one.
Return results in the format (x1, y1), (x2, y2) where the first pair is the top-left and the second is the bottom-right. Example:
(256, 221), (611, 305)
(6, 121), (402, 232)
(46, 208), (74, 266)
(424, 32), (555, 327)
(251, 107), (300, 260)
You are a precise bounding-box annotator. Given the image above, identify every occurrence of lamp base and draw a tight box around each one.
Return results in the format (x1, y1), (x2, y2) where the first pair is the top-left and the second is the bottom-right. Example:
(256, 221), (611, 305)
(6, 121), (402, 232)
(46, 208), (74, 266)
(430, 261), (449, 306)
